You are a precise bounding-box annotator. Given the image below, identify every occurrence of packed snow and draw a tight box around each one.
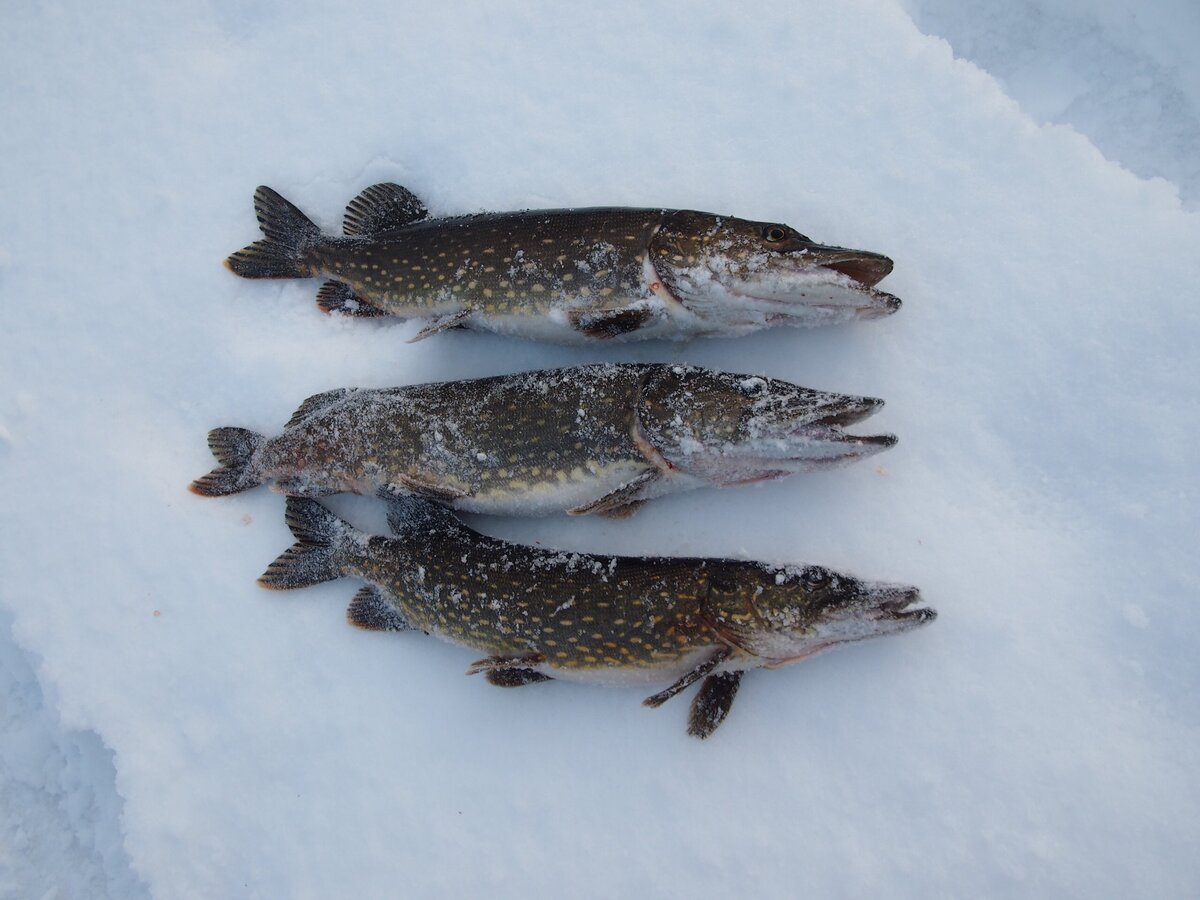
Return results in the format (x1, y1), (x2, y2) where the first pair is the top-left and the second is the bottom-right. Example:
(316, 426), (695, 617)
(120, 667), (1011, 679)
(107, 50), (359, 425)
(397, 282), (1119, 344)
(2, 0), (1198, 897)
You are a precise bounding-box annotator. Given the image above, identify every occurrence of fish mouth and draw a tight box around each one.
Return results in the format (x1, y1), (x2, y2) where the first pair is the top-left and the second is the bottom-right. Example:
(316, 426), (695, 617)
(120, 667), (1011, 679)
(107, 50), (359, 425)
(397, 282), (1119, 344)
(810, 247), (894, 289)
(748, 395), (897, 467)
(739, 245), (899, 321)
(872, 588), (936, 625)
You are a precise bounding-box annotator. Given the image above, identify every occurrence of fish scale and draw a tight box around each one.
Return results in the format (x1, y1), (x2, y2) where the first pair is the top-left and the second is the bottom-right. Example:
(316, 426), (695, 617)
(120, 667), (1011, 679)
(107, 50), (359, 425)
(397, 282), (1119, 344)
(226, 183), (901, 342)
(189, 363), (897, 516)
(258, 495), (935, 738)
(314, 209), (662, 317)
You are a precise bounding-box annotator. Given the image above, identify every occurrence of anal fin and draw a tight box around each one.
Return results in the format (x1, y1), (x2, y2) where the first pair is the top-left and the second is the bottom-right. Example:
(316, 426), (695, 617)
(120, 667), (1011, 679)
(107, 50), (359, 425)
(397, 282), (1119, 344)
(316, 280), (388, 317)
(407, 310), (473, 343)
(568, 468), (661, 516)
(566, 307), (653, 338)
(687, 670), (743, 739)
(466, 654), (545, 677)
(347, 585), (412, 632)
(486, 669), (553, 688)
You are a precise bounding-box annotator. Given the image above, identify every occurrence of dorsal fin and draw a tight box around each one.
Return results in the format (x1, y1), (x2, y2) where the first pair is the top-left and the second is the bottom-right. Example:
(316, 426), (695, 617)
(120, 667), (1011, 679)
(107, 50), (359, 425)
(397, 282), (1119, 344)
(346, 585), (412, 632)
(343, 183), (428, 237)
(285, 388), (354, 428)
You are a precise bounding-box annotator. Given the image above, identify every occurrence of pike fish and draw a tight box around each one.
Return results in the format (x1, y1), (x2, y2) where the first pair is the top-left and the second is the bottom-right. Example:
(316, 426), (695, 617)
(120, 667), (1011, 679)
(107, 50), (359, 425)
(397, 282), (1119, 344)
(261, 495), (935, 738)
(189, 363), (896, 517)
(226, 183), (900, 342)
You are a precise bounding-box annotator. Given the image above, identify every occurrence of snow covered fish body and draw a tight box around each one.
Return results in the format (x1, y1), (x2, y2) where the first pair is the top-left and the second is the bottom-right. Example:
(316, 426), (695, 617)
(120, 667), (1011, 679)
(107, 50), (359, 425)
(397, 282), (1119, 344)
(261, 496), (935, 738)
(226, 183), (900, 342)
(189, 364), (896, 516)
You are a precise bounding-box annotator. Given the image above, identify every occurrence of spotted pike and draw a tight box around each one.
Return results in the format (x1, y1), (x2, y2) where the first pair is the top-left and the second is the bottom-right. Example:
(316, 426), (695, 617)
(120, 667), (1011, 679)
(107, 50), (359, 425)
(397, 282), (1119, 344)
(260, 495), (934, 738)
(189, 363), (895, 516)
(226, 183), (900, 342)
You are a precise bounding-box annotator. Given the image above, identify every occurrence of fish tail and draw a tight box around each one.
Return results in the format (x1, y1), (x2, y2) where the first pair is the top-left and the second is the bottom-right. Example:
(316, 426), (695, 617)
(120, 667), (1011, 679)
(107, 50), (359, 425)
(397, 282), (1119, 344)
(225, 186), (324, 278)
(258, 497), (355, 590)
(189, 427), (267, 496)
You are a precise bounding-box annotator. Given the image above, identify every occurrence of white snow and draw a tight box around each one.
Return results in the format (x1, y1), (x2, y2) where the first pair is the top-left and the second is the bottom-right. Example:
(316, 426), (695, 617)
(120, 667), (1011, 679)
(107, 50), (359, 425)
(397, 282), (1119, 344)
(2, 0), (1198, 897)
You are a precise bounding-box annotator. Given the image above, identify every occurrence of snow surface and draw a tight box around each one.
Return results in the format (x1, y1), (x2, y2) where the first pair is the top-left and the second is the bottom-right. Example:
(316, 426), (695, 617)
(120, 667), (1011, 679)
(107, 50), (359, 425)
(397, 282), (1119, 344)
(2, 0), (1198, 897)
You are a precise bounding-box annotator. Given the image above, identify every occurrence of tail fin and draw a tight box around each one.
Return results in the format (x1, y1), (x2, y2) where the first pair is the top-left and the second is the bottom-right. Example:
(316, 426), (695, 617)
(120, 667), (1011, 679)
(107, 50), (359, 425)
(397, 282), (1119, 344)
(189, 427), (267, 496)
(225, 186), (323, 278)
(258, 498), (354, 590)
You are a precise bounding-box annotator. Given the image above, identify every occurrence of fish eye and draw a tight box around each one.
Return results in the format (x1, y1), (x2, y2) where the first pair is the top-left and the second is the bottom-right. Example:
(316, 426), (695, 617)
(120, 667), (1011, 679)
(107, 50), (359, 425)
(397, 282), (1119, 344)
(802, 567), (829, 588)
(763, 225), (789, 242)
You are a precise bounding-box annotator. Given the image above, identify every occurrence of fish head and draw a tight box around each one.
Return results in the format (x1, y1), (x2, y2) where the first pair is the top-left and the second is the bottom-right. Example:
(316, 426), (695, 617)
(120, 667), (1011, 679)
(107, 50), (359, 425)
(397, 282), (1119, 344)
(705, 563), (935, 664)
(649, 211), (900, 329)
(636, 365), (896, 484)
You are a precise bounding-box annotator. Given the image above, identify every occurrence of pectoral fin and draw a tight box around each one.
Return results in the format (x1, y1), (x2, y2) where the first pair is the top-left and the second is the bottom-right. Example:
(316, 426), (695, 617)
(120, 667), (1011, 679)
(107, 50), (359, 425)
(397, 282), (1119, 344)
(271, 478), (340, 498)
(595, 500), (646, 519)
(687, 671), (743, 739)
(567, 468), (661, 517)
(390, 472), (470, 503)
(566, 307), (654, 338)
(642, 646), (731, 708)
(407, 310), (473, 343)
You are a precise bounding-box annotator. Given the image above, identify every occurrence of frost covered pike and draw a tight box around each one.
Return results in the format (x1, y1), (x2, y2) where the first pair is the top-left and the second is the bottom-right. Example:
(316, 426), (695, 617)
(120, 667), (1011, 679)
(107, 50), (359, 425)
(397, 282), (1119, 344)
(261, 495), (935, 738)
(189, 363), (896, 516)
(226, 183), (900, 342)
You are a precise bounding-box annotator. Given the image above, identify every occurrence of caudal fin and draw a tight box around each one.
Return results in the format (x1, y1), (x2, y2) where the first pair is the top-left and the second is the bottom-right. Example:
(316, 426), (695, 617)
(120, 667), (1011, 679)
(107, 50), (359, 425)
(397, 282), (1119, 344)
(225, 186), (323, 278)
(189, 427), (267, 496)
(258, 497), (354, 590)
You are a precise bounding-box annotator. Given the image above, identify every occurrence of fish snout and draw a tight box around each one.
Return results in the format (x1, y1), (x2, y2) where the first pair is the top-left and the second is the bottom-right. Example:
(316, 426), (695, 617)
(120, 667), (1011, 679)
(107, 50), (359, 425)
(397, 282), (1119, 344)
(872, 586), (936, 624)
(810, 248), (894, 288)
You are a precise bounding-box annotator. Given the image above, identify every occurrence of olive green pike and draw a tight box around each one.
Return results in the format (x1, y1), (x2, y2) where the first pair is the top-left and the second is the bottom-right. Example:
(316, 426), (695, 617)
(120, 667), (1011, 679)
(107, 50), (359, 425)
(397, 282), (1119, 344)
(189, 364), (896, 517)
(259, 496), (935, 738)
(226, 183), (900, 343)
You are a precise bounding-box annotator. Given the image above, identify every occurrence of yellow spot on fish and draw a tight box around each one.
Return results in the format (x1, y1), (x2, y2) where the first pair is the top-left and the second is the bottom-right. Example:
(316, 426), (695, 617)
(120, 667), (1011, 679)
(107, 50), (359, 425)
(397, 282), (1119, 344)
(562, 273), (574, 282)
(531, 284), (545, 292)
(483, 266), (496, 273)
(483, 288), (493, 297)
(483, 248), (495, 254)
(598, 288), (613, 297)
